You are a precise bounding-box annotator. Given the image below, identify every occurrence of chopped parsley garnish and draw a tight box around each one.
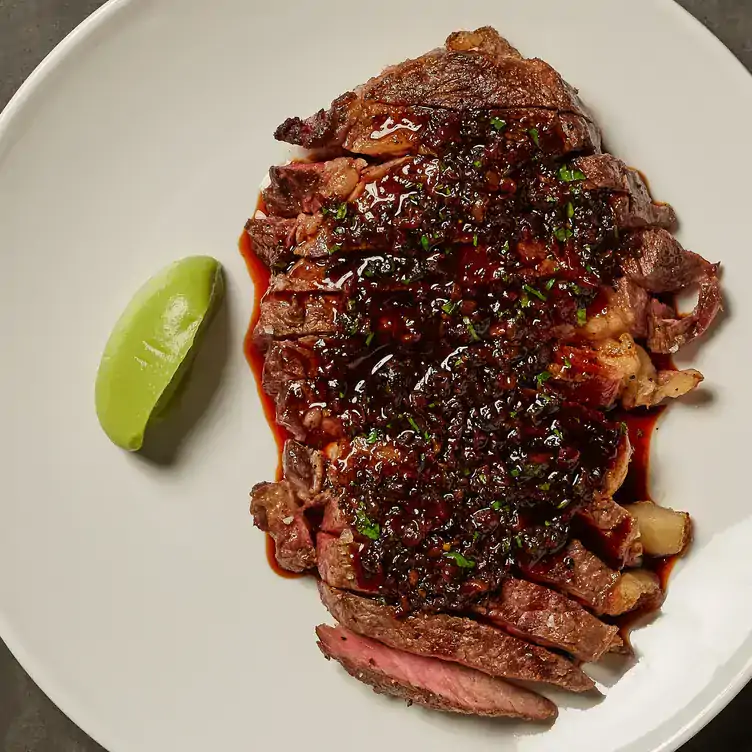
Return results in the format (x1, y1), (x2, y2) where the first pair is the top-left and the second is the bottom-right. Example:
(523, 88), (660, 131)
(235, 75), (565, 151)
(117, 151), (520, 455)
(566, 201), (575, 219)
(444, 551), (476, 568)
(473, 233), (479, 247)
(538, 482), (551, 492)
(545, 278), (557, 291)
(365, 331), (375, 347)
(490, 117), (506, 131)
(354, 506), (380, 540)
(554, 226), (573, 242)
(515, 534), (523, 548)
(420, 234), (431, 251)
(500, 240), (511, 253)
(473, 159), (483, 169)
(510, 468), (521, 478)
(463, 316), (481, 342)
(333, 203), (348, 220)
(557, 499), (571, 510)
(558, 165), (587, 182)
(523, 284), (546, 302)
(491, 500), (503, 511)
(406, 414), (422, 434)
(365, 428), (382, 445)
(442, 300), (457, 315)
(576, 307), (587, 326)
(435, 184), (452, 197)
(328, 244), (342, 255)
(405, 414), (430, 441)
(563, 357), (572, 369)
(528, 127), (540, 147)
(519, 291), (532, 309)
(536, 370), (552, 387)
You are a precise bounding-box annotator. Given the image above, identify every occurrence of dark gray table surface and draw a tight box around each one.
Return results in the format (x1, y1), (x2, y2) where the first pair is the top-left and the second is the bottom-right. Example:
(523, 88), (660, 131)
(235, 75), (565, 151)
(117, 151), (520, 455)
(0, 1), (750, 750)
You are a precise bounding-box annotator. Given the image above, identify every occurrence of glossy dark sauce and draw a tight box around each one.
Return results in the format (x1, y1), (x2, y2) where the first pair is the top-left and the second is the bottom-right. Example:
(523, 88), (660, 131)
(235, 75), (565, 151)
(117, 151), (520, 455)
(240, 227), (289, 477)
(240, 228), (301, 580)
(242, 110), (682, 613)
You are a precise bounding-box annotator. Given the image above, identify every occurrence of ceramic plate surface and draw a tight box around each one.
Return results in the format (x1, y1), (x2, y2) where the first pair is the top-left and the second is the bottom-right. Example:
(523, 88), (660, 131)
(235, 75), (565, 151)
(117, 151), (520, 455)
(1, 1), (750, 750)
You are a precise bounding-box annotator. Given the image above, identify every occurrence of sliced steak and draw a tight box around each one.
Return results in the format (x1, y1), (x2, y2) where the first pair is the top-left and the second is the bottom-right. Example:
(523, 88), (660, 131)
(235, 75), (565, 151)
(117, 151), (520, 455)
(474, 577), (619, 663)
(249, 481), (316, 573)
(317, 532), (363, 591)
(263, 158), (366, 218)
(254, 293), (340, 345)
(262, 338), (321, 398)
(522, 540), (620, 615)
(574, 155), (677, 230)
(274, 380), (343, 442)
(352, 107), (600, 160)
(318, 582), (594, 692)
(624, 229), (722, 354)
(276, 28), (594, 155)
(316, 624), (557, 721)
(245, 215), (299, 268)
(283, 440), (325, 499)
(576, 496), (642, 569)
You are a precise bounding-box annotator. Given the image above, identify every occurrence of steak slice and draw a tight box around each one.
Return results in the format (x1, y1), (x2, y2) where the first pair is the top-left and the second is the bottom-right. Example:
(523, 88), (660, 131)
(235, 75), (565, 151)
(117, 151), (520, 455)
(574, 155), (677, 230)
(340, 106), (601, 160)
(282, 440), (325, 499)
(317, 532), (363, 591)
(249, 481), (316, 572)
(474, 577), (619, 663)
(624, 229), (722, 354)
(254, 293), (340, 346)
(276, 28), (595, 154)
(316, 624), (557, 721)
(576, 495), (643, 569)
(319, 583), (594, 692)
(263, 158), (366, 218)
(522, 539), (620, 615)
(262, 338), (321, 398)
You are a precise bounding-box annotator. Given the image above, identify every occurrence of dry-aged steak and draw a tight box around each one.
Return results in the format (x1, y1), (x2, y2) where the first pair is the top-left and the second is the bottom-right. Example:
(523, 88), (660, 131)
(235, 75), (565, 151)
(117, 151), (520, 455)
(246, 27), (721, 721)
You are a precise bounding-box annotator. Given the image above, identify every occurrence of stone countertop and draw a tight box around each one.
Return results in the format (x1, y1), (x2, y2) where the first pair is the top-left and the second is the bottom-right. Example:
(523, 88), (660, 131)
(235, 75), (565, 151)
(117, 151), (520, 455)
(0, 1), (749, 750)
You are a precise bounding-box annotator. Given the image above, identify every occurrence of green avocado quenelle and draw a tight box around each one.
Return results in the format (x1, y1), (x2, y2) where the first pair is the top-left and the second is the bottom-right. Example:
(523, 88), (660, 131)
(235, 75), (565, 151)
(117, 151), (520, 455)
(95, 256), (225, 451)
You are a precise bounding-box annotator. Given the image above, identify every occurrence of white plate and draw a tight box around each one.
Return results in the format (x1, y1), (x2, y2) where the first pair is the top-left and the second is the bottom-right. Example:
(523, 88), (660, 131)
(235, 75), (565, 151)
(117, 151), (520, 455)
(0, 0), (750, 750)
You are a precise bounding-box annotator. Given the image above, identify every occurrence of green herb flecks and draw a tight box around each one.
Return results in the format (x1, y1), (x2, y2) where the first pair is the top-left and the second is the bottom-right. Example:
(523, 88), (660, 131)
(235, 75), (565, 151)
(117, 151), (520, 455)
(536, 370), (552, 387)
(558, 165), (587, 183)
(490, 117), (507, 132)
(355, 506), (380, 540)
(523, 284), (546, 302)
(554, 226), (573, 243)
(444, 551), (476, 569)
(529, 127), (540, 147)
(463, 316), (481, 342)
(576, 307), (587, 327)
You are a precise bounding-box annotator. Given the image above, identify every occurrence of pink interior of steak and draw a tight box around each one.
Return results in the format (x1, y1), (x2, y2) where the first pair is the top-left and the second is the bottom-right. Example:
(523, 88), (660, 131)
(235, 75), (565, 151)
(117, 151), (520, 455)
(245, 26), (720, 720)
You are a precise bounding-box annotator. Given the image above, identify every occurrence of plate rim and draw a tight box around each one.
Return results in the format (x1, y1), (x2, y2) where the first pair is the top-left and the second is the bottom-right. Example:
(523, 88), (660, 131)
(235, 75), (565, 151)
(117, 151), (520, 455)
(0, 1), (750, 750)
